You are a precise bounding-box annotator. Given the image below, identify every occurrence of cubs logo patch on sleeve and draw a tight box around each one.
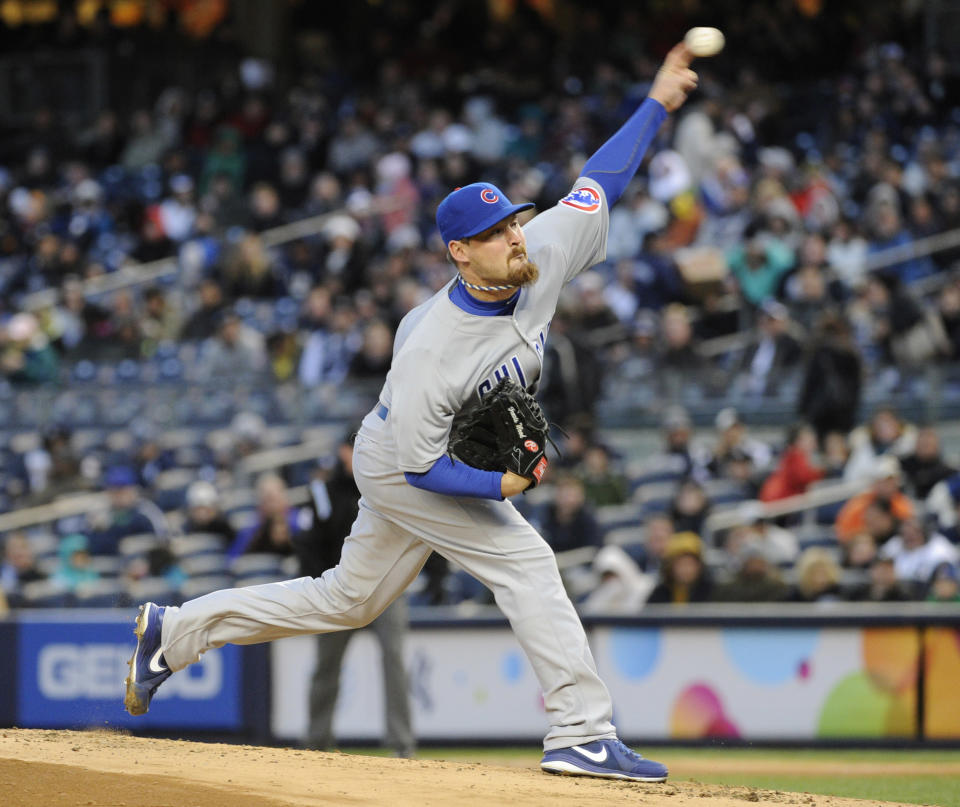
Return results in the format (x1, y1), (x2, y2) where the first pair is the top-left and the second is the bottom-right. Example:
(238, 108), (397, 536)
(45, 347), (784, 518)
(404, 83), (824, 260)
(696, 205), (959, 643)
(560, 186), (601, 213)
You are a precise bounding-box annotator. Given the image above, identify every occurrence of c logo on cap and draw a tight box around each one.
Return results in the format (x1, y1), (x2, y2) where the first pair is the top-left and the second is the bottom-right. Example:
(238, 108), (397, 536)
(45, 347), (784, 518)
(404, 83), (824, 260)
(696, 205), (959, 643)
(480, 188), (499, 204)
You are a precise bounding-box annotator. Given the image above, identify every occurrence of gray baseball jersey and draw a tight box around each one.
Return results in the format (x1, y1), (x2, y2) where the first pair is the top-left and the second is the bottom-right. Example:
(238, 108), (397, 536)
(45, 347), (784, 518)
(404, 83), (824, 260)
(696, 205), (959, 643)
(361, 177), (609, 471)
(156, 177), (620, 752)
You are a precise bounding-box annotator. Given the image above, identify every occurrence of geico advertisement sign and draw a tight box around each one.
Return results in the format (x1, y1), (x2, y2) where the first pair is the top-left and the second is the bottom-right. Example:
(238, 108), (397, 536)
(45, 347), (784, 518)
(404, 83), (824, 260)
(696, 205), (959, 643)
(17, 620), (243, 729)
(37, 643), (221, 700)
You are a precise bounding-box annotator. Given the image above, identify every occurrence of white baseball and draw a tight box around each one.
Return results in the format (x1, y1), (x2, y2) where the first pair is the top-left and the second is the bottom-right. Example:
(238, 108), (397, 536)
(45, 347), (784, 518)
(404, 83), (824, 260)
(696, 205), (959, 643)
(684, 27), (725, 58)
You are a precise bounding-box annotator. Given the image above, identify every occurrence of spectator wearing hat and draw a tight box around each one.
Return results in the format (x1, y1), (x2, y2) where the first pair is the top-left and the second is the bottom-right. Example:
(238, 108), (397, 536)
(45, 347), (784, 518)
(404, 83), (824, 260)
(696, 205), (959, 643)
(319, 214), (367, 293)
(157, 174), (198, 243)
(652, 405), (710, 482)
(880, 517), (960, 594)
(87, 466), (168, 556)
(184, 481), (235, 547)
(835, 455), (914, 545)
(759, 424), (824, 502)
(735, 300), (803, 397)
(1, 312), (59, 385)
(646, 532), (714, 605)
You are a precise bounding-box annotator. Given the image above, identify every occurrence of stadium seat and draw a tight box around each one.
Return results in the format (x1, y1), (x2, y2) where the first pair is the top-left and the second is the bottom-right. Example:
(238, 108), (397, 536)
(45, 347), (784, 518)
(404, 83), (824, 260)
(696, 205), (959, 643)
(179, 575), (234, 600)
(170, 533), (227, 558)
(594, 503), (643, 532)
(71, 360), (98, 384)
(74, 579), (127, 607)
(230, 552), (285, 581)
(237, 574), (287, 587)
(171, 444), (215, 468)
(26, 530), (59, 560)
(118, 533), (165, 559)
(125, 576), (181, 606)
(603, 526), (645, 547)
(446, 568), (492, 604)
(815, 500), (846, 524)
(115, 359), (141, 384)
(153, 468), (197, 511)
(627, 468), (685, 492)
(21, 579), (73, 608)
(179, 553), (229, 577)
(227, 507), (258, 532)
(87, 555), (123, 578)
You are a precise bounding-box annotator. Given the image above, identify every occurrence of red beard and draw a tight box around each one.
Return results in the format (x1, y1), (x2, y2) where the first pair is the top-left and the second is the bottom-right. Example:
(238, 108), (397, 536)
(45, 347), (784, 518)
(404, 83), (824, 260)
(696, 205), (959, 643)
(506, 252), (539, 286)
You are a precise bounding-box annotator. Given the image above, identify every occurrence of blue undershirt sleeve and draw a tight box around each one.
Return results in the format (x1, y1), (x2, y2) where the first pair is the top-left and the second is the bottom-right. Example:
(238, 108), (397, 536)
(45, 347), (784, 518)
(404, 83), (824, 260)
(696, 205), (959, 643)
(405, 455), (504, 500)
(581, 97), (668, 207)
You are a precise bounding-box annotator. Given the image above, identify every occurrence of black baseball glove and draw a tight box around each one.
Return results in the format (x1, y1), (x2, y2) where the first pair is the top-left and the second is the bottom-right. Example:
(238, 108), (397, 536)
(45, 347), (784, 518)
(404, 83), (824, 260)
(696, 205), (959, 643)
(448, 378), (552, 486)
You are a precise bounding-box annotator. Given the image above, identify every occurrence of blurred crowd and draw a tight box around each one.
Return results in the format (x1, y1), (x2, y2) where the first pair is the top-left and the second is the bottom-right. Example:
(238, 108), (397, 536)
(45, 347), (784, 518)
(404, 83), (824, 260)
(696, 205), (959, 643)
(2, 3), (960, 610)
(2, 5), (960, 413)
(3, 401), (960, 613)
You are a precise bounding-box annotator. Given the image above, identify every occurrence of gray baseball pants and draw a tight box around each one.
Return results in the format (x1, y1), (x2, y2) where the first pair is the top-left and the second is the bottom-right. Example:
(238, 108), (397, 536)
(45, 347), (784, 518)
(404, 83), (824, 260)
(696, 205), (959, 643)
(159, 432), (617, 751)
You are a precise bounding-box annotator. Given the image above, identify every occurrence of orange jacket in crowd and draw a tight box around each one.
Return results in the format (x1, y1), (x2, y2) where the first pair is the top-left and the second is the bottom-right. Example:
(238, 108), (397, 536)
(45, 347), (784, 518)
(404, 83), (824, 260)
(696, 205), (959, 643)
(834, 491), (914, 543)
(759, 446), (825, 502)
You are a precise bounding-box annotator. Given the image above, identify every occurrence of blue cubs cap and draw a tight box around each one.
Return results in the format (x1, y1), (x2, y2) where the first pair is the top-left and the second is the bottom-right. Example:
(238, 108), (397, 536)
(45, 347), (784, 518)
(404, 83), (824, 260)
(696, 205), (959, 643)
(436, 182), (534, 245)
(105, 466), (138, 488)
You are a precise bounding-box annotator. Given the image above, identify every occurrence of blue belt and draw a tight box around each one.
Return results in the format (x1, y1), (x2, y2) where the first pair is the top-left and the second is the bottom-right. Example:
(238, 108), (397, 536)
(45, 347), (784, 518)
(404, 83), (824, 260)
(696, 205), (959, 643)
(375, 403), (389, 420)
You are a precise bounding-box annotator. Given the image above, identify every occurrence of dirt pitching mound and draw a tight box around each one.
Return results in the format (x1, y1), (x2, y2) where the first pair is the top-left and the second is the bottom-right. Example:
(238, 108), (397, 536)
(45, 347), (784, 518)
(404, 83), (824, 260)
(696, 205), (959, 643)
(0, 729), (918, 807)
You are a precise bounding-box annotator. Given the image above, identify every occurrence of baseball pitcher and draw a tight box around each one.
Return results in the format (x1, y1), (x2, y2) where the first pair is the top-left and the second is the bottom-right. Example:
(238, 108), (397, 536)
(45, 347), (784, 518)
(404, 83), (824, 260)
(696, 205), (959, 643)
(125, 42), (699, 782)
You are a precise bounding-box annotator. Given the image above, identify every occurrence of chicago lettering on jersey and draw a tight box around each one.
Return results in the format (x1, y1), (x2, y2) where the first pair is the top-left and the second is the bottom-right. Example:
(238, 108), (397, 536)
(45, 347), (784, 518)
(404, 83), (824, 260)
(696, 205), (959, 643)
(478, 355), (526, 398)
(477, 331), (548, 397)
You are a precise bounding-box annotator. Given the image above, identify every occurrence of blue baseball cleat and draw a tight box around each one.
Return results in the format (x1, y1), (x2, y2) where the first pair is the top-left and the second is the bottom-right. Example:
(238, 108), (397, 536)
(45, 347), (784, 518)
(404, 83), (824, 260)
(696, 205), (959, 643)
(123, 602), (171, 716)
(540, 739), (668, 782)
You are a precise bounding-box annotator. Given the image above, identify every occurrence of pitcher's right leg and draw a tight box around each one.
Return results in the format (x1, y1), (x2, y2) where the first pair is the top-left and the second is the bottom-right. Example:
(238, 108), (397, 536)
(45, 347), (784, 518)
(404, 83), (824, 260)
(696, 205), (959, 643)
(124, 504), (430, 715)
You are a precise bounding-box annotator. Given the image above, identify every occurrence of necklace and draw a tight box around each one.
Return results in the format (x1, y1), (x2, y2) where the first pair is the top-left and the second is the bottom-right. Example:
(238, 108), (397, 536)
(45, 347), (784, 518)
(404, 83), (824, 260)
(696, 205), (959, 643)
(458, 275), (516, 292)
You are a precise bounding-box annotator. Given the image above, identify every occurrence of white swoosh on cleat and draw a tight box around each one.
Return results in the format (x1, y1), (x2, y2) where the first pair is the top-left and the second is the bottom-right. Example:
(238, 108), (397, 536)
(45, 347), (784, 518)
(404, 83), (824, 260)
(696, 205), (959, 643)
(572, 745), (608, 763)
(148, 646), (167, 674)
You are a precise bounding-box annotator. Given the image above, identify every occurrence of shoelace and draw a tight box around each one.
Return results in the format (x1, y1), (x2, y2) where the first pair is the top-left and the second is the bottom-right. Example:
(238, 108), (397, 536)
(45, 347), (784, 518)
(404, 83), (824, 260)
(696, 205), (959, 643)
(615, 741), (645, 763)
